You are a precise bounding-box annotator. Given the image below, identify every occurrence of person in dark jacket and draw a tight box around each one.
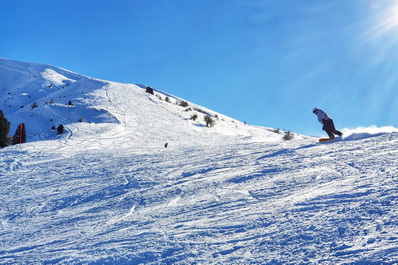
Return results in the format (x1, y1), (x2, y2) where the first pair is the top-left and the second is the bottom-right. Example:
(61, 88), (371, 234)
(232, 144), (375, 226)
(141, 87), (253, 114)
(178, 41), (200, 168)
(313, 108), (343, 139)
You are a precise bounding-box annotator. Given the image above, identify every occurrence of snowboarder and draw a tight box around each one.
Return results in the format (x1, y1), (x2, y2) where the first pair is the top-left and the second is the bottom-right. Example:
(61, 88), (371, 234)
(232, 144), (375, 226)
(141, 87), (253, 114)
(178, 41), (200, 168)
(313, 108), (342, 139)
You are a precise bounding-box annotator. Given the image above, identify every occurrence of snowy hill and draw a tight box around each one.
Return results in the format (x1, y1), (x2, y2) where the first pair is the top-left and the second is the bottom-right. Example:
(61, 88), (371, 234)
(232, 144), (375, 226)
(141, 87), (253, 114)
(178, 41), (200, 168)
(0, 58), (286, 147)
(1, 59), (398, 264)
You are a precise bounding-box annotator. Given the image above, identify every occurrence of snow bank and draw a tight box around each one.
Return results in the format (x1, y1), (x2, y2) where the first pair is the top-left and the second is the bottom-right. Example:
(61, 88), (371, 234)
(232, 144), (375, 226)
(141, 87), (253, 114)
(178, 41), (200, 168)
(342, 126), (398, 140)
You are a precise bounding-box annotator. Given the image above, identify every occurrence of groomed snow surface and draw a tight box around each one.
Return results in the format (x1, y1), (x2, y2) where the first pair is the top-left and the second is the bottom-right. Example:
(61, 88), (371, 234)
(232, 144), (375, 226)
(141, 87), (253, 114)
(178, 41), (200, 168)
(1, 58), (398, 264)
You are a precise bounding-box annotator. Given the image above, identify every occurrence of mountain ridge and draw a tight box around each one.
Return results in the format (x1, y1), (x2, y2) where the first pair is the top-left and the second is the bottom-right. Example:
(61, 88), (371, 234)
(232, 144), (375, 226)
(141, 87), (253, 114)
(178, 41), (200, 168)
(0, 58), (291, 147)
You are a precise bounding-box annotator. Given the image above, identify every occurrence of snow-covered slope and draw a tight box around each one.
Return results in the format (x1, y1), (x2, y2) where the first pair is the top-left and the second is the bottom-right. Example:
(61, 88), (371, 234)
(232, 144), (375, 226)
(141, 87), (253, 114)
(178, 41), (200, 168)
(1, 58), (398, 264)
(0, 58), (287, 147)
(1, 131), (398, 264)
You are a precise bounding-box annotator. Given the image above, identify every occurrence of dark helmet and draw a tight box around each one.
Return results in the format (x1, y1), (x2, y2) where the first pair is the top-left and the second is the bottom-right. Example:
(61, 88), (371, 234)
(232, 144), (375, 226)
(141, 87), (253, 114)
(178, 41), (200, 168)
(313, 108), (319, 114)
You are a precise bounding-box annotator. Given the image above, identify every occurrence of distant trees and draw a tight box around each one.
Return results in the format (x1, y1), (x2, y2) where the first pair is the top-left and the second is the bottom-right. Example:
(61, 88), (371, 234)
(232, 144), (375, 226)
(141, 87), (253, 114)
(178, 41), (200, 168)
(57, 124), (64, 135)
(283, 131), (294, 140)
(145, 87), (154, 95)
(0, 110), (10, 148)
(179, 101), (189, 107)
(31, 102), (38, 109)
(0, 113), (28, 147)
(204, 115), (215, 128)
(190, 114), (198, 121)
(273, 128), (281, 134)
(12, 123), (26, 145)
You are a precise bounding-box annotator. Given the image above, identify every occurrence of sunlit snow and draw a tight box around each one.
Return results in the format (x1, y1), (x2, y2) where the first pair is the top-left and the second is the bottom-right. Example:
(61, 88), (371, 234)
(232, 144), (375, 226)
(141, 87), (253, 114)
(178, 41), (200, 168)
(1, 58), (397, 264)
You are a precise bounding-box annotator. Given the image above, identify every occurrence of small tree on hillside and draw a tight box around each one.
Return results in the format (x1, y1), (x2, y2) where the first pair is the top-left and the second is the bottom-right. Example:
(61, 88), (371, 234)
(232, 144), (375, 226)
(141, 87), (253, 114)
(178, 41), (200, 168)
(31, 102), (38, 109)
(190, 114), (198, 121)
(0, 110), (10, 148)
(146, 87), (154, 95)
(204, 115), (215, 128)
(179, 101), (189, 107)
(57, 124), (64, 135)
(12, 123), (26, 145)
(283, 131), (294, 140)
(273, 128), (281, 134)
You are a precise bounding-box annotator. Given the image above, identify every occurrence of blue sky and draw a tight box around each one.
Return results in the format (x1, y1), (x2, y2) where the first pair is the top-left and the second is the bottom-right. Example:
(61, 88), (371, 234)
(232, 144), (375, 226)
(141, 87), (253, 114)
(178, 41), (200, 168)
(1, 0), (398, 136)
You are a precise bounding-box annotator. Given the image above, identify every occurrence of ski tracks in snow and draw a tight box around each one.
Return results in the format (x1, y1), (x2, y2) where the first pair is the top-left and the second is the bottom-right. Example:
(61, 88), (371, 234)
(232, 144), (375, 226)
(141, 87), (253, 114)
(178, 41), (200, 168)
(1, 133), (398, 264)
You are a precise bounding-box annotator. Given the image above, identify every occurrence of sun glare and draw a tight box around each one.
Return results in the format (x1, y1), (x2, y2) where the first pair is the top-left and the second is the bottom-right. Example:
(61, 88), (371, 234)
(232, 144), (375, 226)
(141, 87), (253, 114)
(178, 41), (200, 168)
(370, 0), (398, 36)
(380, 2), (398, 32)
(363, 1), (398, 127)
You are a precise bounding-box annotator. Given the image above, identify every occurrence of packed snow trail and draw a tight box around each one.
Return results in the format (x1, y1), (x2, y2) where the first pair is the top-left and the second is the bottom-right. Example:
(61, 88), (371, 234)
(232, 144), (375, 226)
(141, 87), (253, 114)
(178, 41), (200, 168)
(1, 132), (398, 264)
